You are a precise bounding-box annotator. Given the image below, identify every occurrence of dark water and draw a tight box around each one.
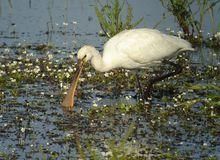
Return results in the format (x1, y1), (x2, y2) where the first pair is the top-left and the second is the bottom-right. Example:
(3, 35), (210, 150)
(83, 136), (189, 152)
(0, 0), (220, 159)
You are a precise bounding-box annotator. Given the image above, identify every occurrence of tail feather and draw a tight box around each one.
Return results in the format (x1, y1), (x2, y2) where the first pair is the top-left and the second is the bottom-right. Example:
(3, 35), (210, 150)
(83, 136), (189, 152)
(164, 34), (195, 52)
(179, 47), (195, 52)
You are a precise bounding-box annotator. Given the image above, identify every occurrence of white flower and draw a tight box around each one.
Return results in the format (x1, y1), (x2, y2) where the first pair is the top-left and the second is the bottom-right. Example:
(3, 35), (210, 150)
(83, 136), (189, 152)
(22, 49), (27, 54)
(203, 142), (208, 146)
(0, 70), (6, 76)
(79, 78), (85, 82)
(97, 97), (102, 101)
(86, 72), (92, 77)
(21, 127), (25, 133)
(65, 72), (70, 78)
(60, 82), (63, 88)
(12, 61), (17, 65)
(93, 103), (98, 107)
(104, 73), (109, 77)
(69, 54), (74, 59)
(92, 100), (98, 107)
(26, 63), (33, 67)
(68, 67), (74, 73)
(177, 30), (183, 37)
(29, 52), (34, 57)
(10, 78), (16, 82)
(125, 95), (131, 100)
(33, 66), (40, 73)
(214, 32), (220, 40)
(46, 66), (51, 71)
(63, 22), (68, 26)
(18, 56), (22, 60)
(72, 21), (77, 24)
(4, 48), (10, 53)
(47, 54), (53, 60)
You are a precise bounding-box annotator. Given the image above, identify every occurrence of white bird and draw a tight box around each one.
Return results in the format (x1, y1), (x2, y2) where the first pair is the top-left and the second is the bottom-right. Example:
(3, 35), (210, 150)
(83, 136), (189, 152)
(62, 28), (194, 108)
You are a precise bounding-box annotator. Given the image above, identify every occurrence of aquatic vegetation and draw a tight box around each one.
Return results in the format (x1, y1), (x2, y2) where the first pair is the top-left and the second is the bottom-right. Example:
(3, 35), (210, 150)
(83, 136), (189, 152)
(0, 0), (220, 159)
(160, 0), (220, 47)
(73, 123), (155, 160)
(95, 0), (143, 38)
(206, 31), (220, 48)
(103, 123), (137, 159)
(95, 0), (220, 48)
(0, 42), (219, 159)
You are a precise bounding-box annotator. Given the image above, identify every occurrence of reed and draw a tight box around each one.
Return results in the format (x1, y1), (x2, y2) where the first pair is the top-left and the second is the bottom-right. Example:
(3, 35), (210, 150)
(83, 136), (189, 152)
(160, 0), (220, 39)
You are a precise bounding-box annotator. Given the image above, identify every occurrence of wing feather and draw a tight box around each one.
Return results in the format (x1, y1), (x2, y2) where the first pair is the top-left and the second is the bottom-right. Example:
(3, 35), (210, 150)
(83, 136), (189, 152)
(103, 28), (193, 69)
(115, 29), (180, 64)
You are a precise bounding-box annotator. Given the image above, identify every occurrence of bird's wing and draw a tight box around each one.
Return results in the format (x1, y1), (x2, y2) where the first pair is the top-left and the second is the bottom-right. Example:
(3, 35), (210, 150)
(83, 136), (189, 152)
(115, 29), (181, 64)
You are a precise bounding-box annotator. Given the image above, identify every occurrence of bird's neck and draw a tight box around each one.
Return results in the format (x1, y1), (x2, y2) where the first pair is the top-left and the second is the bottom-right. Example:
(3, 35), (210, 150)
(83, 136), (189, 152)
(91, 51), (110, 72)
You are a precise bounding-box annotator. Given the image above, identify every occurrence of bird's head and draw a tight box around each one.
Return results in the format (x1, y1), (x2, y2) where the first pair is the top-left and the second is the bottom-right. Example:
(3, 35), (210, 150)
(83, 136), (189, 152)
(77, 45), (98, 62)
(61, 45), (97, 108)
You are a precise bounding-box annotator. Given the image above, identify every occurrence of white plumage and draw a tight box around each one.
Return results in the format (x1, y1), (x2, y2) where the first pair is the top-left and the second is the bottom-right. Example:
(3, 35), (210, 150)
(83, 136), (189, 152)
(77, 28), (194, 72)
(62, 28), (194, 108)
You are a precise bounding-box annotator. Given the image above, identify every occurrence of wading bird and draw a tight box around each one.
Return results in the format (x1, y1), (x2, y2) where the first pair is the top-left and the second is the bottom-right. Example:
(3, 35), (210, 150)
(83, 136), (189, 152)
(62, 28), (194, 108)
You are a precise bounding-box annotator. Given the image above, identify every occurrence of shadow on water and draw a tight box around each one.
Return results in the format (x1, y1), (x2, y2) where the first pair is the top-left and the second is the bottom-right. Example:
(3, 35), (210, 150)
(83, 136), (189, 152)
(0, 0), (219, 159)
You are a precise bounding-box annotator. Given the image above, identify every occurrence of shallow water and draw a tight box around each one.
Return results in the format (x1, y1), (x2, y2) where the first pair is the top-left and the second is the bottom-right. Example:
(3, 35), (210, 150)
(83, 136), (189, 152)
(0, 0), (220, 159)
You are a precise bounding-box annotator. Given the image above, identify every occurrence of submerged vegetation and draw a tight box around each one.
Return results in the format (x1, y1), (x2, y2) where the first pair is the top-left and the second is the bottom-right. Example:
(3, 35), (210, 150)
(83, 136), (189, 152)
(0, 41), (219, 159)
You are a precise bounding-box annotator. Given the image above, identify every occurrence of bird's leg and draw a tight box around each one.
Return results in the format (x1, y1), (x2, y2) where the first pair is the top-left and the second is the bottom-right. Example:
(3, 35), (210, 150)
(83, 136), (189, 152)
(135, 72), (145, 101)
(144, 80), (153, 100)
(162, 59), (183, 77)
(144, 59), (182, 100)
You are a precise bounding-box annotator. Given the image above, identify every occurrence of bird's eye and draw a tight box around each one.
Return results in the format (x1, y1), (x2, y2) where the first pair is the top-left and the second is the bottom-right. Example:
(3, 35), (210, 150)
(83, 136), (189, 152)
(83, 55), (87, 59)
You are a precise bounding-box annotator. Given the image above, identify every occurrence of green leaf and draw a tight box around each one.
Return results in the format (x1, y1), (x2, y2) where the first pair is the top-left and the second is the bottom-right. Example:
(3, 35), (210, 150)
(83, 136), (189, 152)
(131, 17), (144, 28)
(94, 0), (143, 38)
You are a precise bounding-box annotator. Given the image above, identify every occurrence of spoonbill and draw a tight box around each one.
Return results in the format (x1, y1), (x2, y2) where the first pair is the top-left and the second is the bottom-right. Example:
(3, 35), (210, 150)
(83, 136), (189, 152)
(62, 28), (194, 108)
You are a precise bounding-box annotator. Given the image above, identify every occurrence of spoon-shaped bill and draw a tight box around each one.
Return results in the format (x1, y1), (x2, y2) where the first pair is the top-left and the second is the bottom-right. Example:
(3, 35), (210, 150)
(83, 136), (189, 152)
(61, 59), (84, 108)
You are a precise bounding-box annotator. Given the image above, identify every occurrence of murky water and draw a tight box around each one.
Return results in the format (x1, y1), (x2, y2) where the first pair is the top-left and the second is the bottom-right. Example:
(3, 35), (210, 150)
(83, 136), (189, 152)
(0, 0), (220, 159)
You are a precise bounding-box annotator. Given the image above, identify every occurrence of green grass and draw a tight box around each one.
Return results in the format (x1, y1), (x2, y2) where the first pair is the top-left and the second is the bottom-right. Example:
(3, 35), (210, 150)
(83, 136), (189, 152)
(95, 0), (143, 38)
(94, 0), (220, 47)
(160, 0), (220, 42)
(76, 123), (140, 160)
